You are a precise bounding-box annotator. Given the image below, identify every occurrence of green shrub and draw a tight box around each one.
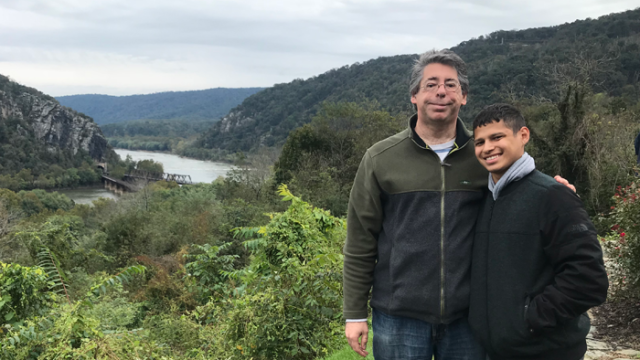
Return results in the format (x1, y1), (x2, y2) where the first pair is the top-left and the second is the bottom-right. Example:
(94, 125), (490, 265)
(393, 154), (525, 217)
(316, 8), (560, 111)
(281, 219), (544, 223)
(0, 266), (147, 359)
(0, 262), (56, 326)
(215, 185), (345, 359)
(184, 243), (238, 303)
(600, 181), (640, 296)
(83, 284), (141, 331)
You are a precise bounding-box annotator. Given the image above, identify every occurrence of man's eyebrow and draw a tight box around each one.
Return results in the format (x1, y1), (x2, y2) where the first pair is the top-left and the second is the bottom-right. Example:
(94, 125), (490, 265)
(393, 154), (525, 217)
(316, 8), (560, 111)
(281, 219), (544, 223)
(426, 76), (458, 81)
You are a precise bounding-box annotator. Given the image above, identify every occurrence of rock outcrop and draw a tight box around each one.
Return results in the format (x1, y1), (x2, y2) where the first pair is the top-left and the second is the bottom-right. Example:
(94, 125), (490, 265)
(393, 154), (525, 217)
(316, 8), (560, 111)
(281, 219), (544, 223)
(0, 76), (109, 161)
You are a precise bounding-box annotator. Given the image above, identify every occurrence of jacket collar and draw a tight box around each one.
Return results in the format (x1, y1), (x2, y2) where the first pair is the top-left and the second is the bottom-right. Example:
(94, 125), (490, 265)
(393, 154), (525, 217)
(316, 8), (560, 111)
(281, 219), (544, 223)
(408, 113), (472, 149)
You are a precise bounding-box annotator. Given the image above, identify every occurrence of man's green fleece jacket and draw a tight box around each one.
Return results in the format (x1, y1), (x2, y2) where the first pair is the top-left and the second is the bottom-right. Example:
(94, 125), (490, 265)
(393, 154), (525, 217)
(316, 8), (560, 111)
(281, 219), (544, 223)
(343, 115), (487, 324)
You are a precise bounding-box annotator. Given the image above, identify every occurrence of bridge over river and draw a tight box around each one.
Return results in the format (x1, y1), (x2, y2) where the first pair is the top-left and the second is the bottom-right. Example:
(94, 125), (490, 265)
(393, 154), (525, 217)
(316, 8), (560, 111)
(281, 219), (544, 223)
(101, 169), (193, 195)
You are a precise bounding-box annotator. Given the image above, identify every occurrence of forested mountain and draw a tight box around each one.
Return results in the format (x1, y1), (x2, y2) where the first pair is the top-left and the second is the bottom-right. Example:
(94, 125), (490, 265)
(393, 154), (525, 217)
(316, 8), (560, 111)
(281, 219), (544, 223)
(194, 8), (640, 153)
(0, 74), (123, 190)
(101, 118), (218, 152)
(56, 87), (264, 125)
(101, 118), (216, 138)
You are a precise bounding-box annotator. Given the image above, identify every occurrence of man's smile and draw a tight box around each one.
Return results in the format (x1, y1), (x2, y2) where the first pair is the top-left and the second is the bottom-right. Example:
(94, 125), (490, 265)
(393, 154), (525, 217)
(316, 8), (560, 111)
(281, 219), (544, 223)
(427, 102), (451, 110)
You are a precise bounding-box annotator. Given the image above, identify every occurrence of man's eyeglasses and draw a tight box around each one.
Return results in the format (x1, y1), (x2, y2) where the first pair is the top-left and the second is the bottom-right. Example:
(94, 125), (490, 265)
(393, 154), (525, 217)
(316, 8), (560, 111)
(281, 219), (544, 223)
(420, 81), (461, 93)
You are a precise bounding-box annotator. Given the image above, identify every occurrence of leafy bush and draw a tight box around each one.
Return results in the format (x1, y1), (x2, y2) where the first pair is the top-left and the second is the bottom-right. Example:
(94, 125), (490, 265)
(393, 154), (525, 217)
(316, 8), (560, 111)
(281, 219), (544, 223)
(184, 243), (238, 303)
(0, 266), (147, 359)
(0, 262), (56, 326)
(601, 181), (640, 296)
(212, 185), (345, 359)
(83, 284), (141, 331)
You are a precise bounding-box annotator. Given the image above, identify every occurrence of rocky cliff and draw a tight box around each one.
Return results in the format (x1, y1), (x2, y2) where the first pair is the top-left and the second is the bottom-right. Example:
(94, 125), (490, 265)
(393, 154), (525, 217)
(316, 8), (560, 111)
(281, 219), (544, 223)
(0, 75), (109, 162)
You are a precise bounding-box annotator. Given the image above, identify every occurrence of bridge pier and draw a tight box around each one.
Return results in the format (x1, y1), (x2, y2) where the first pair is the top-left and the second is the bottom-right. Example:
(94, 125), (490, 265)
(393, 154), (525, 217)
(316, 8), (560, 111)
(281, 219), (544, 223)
(102, 176), (131, 196)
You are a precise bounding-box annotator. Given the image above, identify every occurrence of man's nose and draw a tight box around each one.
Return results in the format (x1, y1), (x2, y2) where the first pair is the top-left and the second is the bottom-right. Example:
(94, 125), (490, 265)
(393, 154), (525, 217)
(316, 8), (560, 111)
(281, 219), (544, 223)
(435, 84), (447, 96)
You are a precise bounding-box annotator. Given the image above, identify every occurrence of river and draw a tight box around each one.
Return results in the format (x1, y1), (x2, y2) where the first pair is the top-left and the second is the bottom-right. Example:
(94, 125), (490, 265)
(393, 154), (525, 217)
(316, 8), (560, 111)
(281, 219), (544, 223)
(62, 149), (234, 205)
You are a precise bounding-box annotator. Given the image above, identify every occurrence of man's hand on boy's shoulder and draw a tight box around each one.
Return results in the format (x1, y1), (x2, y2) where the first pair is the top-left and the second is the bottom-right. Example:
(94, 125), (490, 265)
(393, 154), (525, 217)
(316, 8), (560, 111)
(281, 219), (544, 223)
(554, 175), (576, 193)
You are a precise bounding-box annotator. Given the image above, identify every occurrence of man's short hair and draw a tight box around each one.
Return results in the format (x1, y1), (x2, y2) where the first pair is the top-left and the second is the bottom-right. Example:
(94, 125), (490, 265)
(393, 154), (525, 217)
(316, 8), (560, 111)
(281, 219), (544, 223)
(472, 103), (526, 134)
(409, 49), (469, 97)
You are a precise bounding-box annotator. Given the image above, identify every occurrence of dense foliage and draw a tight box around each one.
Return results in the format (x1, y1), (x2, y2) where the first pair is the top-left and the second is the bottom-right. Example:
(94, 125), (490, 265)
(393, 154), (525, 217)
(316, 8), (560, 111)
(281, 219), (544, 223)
(274, 102), (404, 216)
(521, 87), (639, 214)
(0, 262), (57, 327)
(103, 118), (218, 152)
(191, 8), (640, 155)
(0, 172), (347, 358)
(56, 88), (264, 125)
(600, 182), (640, 297)
(0, 163), (103, 192)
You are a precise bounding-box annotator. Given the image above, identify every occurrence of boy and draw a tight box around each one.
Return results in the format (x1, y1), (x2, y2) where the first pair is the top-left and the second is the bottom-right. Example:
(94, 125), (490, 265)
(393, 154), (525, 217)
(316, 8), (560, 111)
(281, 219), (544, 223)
(468, 103), (609, 360)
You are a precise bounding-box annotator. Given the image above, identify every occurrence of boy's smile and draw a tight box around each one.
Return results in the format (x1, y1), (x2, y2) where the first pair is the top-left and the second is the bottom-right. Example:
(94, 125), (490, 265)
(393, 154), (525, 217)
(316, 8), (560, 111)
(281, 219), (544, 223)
(473, 120), (530, 182)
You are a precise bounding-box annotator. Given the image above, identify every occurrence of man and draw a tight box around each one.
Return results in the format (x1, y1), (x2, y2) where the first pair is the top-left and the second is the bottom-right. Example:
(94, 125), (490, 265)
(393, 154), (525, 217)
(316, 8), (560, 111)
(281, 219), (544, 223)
(342, 50), (575, 359)
(469, 103), (608, 360)
(343, 50), (487, 359)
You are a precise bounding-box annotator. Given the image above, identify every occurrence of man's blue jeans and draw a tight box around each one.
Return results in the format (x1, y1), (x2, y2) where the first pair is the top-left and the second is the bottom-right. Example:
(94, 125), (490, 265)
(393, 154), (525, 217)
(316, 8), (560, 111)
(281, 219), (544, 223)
(372, 308), (484, 360)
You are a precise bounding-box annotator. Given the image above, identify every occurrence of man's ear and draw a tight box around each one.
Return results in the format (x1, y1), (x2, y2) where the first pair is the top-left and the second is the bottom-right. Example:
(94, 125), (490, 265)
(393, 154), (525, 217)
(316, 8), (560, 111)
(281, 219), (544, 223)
(520, 126), (530, 145)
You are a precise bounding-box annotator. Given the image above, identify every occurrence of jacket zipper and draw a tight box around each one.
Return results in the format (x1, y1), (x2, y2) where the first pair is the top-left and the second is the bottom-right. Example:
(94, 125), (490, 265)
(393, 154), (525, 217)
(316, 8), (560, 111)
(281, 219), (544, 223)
(439, 141), (464, 319)
(440, 163), (446, 318)
(411, 136), (471, 321)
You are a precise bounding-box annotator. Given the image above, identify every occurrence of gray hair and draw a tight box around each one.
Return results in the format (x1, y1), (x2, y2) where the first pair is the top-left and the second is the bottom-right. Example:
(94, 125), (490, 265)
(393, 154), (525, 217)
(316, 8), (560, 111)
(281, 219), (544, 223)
(409, 49), (469, 96)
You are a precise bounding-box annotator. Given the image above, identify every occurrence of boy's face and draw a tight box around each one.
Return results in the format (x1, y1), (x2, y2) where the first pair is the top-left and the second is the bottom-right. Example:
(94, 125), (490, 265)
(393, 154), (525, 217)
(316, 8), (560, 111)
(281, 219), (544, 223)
(474, 120), (530, 181)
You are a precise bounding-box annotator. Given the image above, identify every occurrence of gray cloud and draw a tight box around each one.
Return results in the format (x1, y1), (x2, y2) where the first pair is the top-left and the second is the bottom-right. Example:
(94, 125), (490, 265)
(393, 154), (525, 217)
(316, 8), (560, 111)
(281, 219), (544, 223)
(0, 0), (637, 95)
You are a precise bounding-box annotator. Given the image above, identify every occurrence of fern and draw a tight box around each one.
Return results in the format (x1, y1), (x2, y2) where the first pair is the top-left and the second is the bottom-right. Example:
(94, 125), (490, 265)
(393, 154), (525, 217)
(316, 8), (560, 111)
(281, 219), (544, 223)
(87, 265), (146, 298)
(35, 246), (70, 305)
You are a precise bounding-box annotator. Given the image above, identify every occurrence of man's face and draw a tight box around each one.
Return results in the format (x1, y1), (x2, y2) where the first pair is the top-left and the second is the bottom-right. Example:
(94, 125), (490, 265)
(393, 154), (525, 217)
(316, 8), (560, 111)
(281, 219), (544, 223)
(411, 63), (467, 124)
(474, 120), (530, 180)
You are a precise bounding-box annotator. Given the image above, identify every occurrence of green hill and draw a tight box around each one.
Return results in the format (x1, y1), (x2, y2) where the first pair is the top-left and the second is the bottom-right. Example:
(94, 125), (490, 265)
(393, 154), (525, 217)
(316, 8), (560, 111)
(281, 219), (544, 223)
(193, 8), (640, 154)
(0, 74), (121, 190)
(56, 87), (264, 125)
(101, 118), (218, 152)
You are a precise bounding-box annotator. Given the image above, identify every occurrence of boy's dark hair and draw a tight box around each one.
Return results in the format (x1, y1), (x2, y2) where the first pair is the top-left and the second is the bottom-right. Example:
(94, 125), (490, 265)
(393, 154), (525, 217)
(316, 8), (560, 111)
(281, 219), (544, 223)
(472, 103), (526, 134)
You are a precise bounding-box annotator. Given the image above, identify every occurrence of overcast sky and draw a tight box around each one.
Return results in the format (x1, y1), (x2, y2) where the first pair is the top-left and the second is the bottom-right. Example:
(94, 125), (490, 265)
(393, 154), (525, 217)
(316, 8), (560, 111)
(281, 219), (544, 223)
(0, 0), (638, 96)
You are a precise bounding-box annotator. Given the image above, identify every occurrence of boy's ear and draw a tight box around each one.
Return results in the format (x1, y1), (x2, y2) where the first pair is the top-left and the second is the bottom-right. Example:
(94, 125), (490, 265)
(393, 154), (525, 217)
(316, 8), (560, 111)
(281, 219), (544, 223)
(519, 126), (530, 145)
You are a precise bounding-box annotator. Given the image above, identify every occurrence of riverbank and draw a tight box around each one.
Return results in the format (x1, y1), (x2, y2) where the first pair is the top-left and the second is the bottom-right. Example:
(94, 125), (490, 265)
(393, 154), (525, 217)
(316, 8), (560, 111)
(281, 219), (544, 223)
(111, 146), (236, 165)
(57, 187), (119, 205)
(44, 184), (105, 192)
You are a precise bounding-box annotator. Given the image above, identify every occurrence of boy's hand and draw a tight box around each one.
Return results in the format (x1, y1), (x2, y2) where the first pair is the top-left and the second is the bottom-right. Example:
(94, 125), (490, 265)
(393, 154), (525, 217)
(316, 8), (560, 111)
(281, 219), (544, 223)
(345, 322), (369, 357)
(554, 175), (576, 193)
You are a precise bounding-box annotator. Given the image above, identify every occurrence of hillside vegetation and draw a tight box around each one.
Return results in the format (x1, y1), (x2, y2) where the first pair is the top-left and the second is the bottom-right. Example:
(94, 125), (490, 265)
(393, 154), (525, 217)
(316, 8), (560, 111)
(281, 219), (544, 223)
(57, 87), (264, 125)
(190, 8), (640, 155)
(0, 75), (122, 190)
(102, 118), (217, 152)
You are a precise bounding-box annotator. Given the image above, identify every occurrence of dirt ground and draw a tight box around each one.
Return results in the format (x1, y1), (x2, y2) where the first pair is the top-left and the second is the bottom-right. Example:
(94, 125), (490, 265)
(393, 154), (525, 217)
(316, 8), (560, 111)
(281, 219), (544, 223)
(592, 297), (640, 350)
